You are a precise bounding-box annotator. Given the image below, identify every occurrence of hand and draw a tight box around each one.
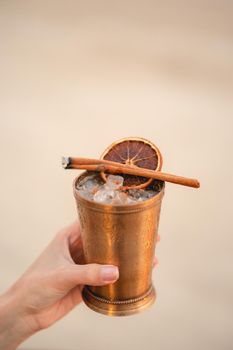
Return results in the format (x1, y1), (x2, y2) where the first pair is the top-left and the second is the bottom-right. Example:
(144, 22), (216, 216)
(0, 221), (119, 349)
(0, 221), (160, 350)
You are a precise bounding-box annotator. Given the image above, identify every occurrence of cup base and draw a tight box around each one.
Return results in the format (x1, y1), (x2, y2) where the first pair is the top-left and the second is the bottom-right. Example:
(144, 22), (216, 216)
(82, 285), (156, 317)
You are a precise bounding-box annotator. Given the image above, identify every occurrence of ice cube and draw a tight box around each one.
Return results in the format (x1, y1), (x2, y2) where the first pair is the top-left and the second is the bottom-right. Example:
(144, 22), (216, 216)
(93, 188), (115, 203)
(77, 174), (102, 194)
(77, 189), (94, 201)
(127, 189), (145, 200)
(77, 172), (157, 204)
(112, 191), (129, 205)
(105, 175), (124, 189)
(143, 190), (156, 199)
(127, 188), (156, 202)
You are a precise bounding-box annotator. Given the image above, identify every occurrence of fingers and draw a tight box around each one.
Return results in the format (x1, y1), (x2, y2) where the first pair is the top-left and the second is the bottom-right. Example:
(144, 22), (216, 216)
(153, 256), (159, 268)
(55, 220), (83, 261)
(68, 225), (160, 263)
(65, 220), (86, 264)
(153, 234), (160, 268)
(62, 264), (119, 289)
(70, 245), (85, 265)
(70, 232), (161, 266)
(55, 220), (80, 244)
(68, 232), (84, 263)
(65, 220), (81, 244)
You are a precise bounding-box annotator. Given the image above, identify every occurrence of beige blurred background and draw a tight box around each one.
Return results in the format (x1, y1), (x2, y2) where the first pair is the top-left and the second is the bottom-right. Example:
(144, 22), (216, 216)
(0, 1), (233, 349)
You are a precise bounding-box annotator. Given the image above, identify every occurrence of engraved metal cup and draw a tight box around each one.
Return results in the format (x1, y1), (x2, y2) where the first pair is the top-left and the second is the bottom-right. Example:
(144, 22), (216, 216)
(73, 171), (165, 316)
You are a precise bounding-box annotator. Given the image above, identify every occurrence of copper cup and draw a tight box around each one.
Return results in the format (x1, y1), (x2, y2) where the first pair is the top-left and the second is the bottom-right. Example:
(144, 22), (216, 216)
(73, 171), (165, 316)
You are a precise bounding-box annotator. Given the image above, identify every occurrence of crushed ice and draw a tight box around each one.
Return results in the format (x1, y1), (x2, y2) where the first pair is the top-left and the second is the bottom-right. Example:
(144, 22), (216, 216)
(76, 173), (160, 205)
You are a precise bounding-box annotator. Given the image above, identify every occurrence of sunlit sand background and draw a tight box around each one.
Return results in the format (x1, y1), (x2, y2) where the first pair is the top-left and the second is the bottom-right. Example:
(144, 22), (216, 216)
(0, 1), (232, 349)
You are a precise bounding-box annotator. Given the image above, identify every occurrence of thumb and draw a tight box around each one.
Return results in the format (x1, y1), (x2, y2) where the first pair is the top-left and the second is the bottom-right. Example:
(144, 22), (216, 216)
(60, 263), (119, 289)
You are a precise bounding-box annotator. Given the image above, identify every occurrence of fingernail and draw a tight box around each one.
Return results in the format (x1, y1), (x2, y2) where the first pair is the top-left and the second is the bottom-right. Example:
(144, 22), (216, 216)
(101, 266), (119, 282)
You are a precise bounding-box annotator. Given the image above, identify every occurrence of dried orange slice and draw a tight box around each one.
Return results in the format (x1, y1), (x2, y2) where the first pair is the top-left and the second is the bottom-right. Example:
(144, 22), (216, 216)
(100, 137), (163, 190)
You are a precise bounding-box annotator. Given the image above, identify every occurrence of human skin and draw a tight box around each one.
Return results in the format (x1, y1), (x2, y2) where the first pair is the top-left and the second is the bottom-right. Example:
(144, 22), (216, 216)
(0, 221), (159, 349)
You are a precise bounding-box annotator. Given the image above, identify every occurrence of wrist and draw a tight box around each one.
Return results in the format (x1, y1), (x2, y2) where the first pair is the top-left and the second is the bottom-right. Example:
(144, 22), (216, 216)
(0, 281), (37, 350)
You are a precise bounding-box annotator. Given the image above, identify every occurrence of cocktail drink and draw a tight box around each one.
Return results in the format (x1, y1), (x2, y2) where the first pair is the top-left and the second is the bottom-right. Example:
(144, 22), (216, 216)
(73, 138), (165, 316)
(63, 137), (200, 315)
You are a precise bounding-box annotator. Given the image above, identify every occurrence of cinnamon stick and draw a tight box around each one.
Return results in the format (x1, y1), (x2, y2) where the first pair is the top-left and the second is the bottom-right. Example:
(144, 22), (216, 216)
(62, 157), (200, 189)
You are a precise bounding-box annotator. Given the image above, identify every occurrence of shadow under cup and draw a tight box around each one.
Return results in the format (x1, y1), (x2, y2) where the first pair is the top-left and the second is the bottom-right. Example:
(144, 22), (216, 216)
(73, 171), (165, 316)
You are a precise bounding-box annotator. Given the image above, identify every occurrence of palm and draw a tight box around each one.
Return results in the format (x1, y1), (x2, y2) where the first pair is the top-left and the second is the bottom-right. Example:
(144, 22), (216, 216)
(30, 223), (86, 329)
(34, 284), (83, 329)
